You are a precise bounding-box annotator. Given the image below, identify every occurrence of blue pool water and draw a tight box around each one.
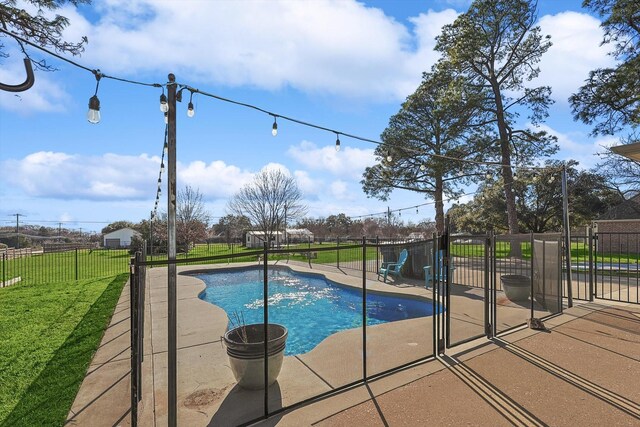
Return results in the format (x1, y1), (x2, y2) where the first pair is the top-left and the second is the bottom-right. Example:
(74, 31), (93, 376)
(195, 267), (437, 355)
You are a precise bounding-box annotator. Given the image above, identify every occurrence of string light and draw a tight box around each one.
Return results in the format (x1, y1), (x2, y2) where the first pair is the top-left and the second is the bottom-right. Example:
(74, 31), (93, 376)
(420, 164), (426, 171)
(160, 88), (168, 113)
(272, 116), (278, 136)
(87, 70), (101, 124)
(386, 151), (393, 163)
(335, 133), (341, 152)
(164, 111), (168, 124)
(187, 90), (195, 117)
(160, 162), (165, 173)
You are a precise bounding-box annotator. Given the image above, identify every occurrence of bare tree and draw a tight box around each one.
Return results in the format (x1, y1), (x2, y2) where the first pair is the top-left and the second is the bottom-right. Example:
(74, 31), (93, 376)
(228, 169), (306, 246)
(177, 185), (210, 249)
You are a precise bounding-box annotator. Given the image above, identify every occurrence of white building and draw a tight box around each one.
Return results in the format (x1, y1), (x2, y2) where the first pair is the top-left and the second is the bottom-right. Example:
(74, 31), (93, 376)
(103, 228), (141, 248)
(245, 231), (284, 249)
(285, 228), (314, 243)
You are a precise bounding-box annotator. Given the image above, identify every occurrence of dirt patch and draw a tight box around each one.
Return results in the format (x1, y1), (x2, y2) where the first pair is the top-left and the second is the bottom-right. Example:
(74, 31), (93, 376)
(183, 386), (229, 409)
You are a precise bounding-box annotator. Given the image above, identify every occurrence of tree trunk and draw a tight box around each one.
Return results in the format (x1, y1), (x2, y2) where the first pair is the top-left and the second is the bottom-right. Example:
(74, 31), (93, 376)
(491, 80), (520, 235)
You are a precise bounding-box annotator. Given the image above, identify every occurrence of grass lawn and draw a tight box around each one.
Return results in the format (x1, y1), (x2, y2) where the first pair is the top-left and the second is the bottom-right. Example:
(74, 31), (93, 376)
(3, 249), (130, 286)
(0, 274), (128, 427)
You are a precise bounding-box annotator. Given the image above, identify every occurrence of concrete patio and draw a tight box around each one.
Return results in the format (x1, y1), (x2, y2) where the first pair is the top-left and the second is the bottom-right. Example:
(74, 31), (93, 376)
(66, 261), (640, 426)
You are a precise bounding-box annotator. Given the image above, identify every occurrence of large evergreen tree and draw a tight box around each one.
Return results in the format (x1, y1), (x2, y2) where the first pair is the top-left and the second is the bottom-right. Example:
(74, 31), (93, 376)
(570, 0), (639, 139)
(362, 66), (491, 233)
(435, 0), (558, 234)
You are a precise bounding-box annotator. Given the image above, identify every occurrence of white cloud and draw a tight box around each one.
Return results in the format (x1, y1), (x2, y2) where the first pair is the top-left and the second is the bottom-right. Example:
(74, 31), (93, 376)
(1, 151), (260, 201)
(536, 11), (615, 102)
(0, 61), (70, 114)
(287, 140), (376, 178)
(293, 170), (321, 197)
(329, 180), (350, 200)
(54, 1), (459, 102)
(179, 160), (254, 198)
(2, 151), (159, 200)
(536, 124), (617, 169)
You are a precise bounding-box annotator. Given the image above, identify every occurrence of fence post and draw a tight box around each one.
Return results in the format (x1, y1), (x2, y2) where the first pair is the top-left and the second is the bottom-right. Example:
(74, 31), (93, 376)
(375, 236), (379, 272)
(588, 227), (594, 301)
(75, 248), (79, 281)
(130, 253), (139, 427)
(2, 253), (5, 288)
(361, 236), (367, 380)
(336, 236), (340, 269)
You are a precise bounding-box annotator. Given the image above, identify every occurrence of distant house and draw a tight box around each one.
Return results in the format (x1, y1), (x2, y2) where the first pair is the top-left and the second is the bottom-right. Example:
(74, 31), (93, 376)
(592, 194), (640, 254)
(285, 228), (314, 243)
(245, 231), (284, 249)
(103, 228), (141, 248)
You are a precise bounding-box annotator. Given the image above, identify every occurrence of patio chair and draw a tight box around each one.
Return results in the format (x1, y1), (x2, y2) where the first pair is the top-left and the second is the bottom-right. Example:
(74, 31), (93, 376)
(378, 249), (409, 283)
(424, 249), (455, 288)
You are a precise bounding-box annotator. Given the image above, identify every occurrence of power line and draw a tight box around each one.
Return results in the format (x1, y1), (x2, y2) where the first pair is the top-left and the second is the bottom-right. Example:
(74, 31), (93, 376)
(0, 27), (558, 173)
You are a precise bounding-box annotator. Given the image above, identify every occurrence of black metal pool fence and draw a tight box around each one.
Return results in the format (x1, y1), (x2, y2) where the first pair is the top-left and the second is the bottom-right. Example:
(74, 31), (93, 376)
(128, 229), (640, 426)
(1, 247), (130, 287)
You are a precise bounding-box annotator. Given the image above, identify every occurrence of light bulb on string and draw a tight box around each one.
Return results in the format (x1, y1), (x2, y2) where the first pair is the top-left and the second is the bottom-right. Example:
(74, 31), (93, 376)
(386, 151), (393, 163)
(187, 91), (195, 117)
(164, 112), (168, 124)
(335, 134), (341, 152)
(160, 162), (165, 173)
(416, 207), (419, 214)
(87, 71), (102, 124)
(160, 89), (168, 113)
(163, 141), (168, 153)
(272, 116), (278, 136)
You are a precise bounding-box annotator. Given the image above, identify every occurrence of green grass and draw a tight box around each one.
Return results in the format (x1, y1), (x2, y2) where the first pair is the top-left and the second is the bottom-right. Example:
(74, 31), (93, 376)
(3, 249), (130, 286)
(450, 242), (511, 258)
(0, 274), (128, 427)
(450, 241), (640, 264)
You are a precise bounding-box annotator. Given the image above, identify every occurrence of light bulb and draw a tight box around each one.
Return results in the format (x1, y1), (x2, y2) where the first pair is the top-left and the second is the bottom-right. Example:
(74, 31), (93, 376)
(420, 164), (426, 171)
(386, 154), (392, 163)
(160, 162), (165, 173)
(164, 112), (168, 124)
(160, 93), (168, 112)
(163, 142), (168, 153)
(416, 207), (419, 214)
(187, 102), (195, 117)
(272, 118), (278, 136)
(87, 95), (101, 124)
(335, 135), (341, 152)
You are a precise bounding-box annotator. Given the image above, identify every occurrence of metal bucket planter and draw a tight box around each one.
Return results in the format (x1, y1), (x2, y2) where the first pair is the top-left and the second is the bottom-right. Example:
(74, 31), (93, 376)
(500, 275), (531, 302)
(223, 323), (288, 390)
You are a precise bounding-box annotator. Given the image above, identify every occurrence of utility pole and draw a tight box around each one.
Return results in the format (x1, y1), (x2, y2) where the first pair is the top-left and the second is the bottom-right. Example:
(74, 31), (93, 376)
(150, 211), (154, 263)
(166, 72), (178, 427)
(11, 214), (25, 249)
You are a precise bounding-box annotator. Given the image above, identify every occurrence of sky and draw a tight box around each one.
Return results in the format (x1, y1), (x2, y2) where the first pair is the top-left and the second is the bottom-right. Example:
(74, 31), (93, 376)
(0, 0), (621, 233)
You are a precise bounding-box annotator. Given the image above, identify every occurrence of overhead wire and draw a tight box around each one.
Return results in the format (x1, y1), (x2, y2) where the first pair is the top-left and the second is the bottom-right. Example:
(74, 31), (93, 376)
(0, 27), (564, 221)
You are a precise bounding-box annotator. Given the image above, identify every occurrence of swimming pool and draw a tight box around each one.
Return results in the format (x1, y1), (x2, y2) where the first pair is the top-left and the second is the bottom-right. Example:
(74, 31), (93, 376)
(194, 267), (437, 355)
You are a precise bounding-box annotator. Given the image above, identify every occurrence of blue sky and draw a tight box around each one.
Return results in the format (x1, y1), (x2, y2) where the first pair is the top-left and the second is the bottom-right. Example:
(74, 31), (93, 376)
(0, 0), (620, 233)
